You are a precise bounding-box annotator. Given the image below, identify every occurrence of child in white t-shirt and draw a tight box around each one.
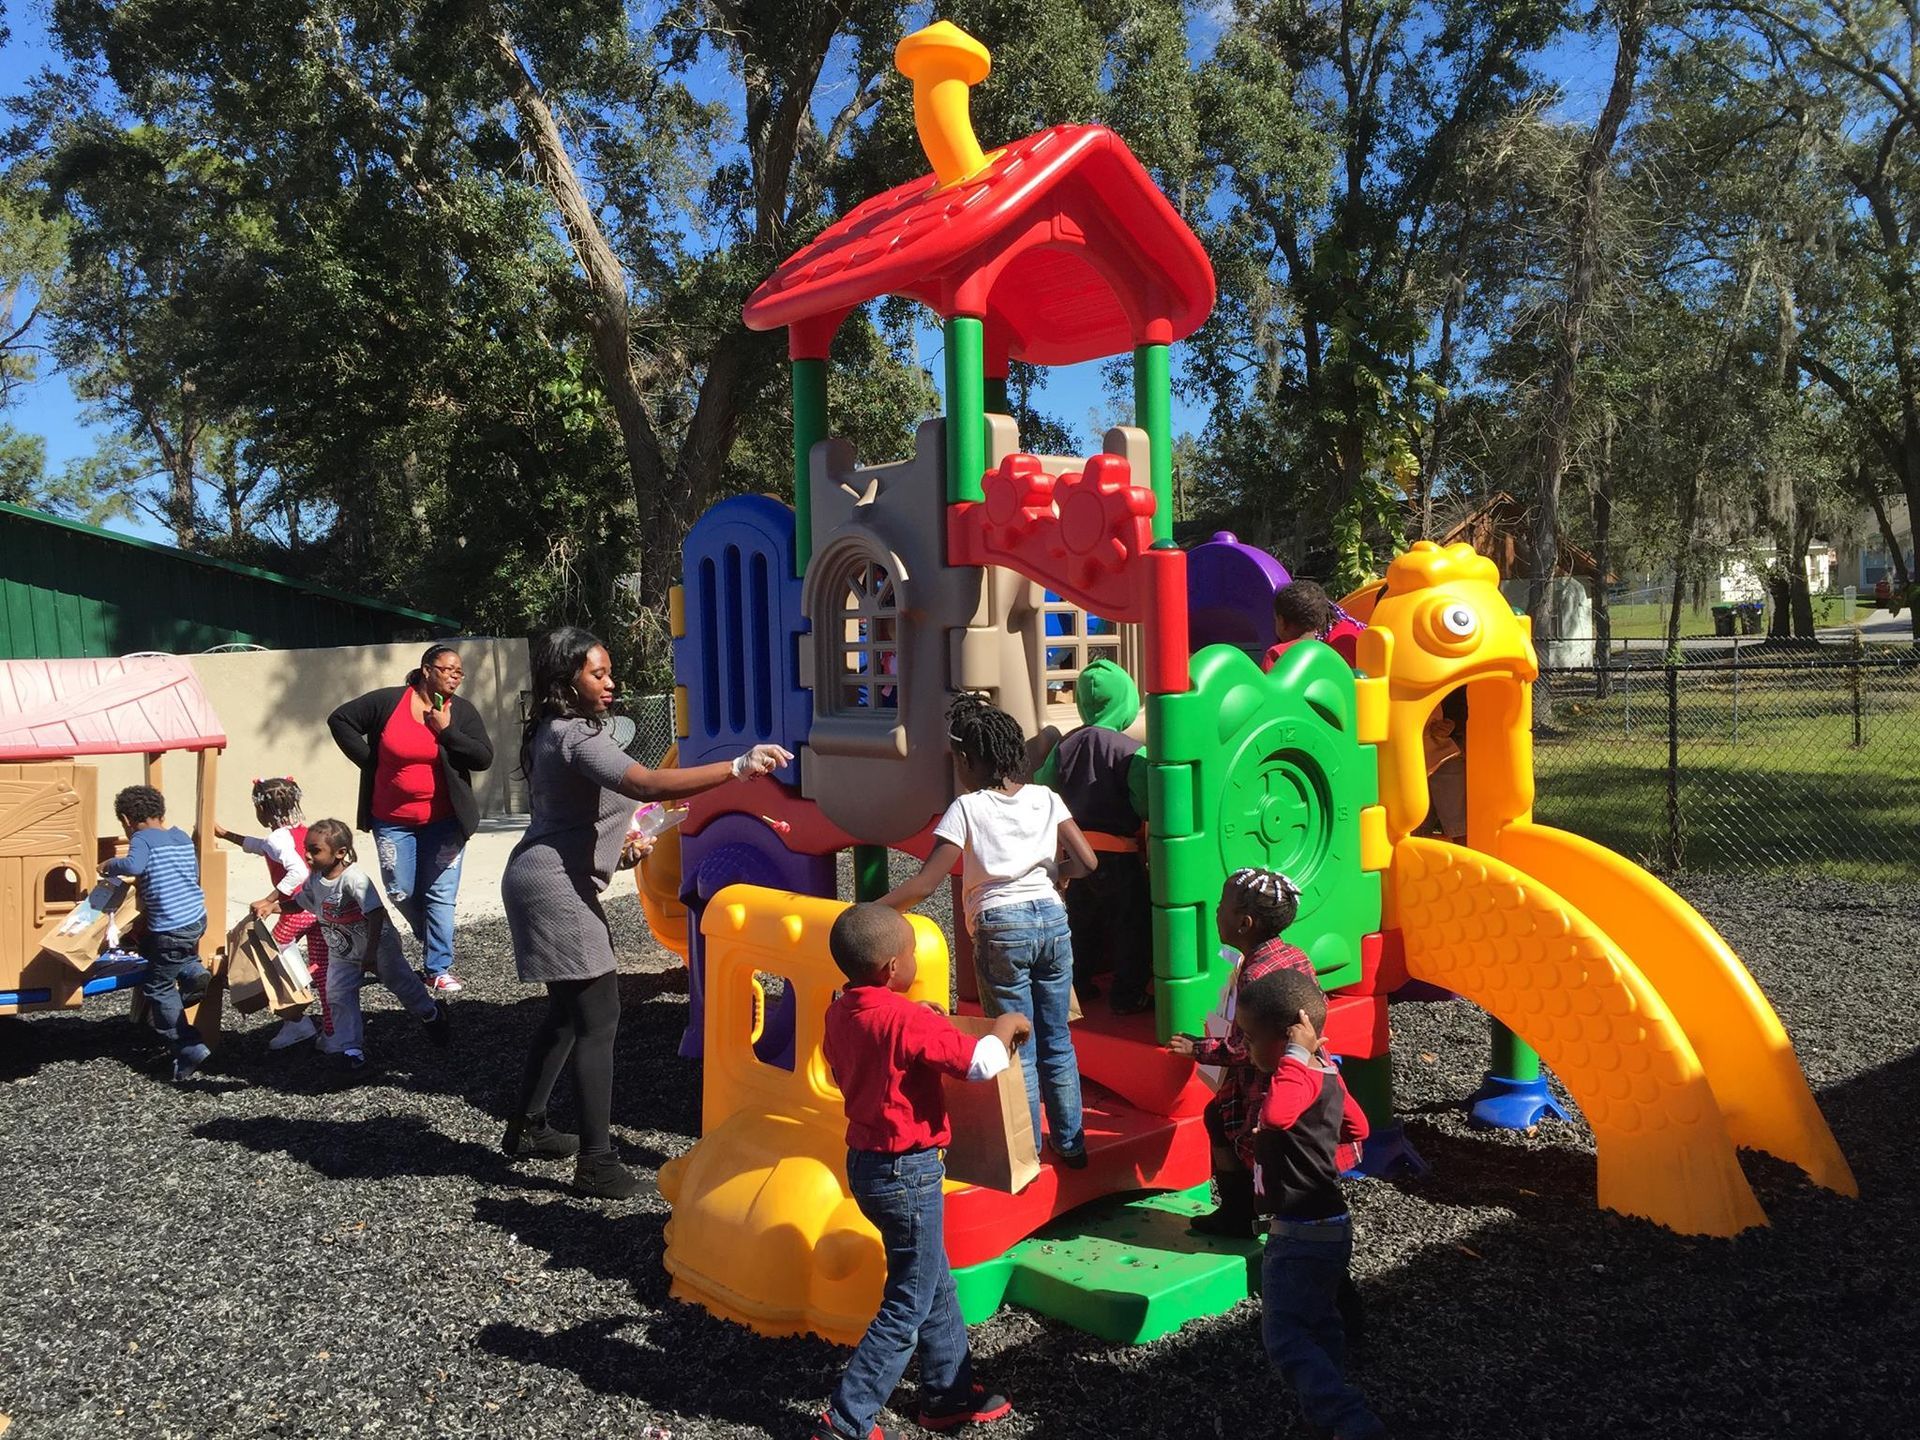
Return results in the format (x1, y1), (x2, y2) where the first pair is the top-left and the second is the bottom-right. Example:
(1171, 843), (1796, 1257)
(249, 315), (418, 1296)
(882, 693), (1099, 1166)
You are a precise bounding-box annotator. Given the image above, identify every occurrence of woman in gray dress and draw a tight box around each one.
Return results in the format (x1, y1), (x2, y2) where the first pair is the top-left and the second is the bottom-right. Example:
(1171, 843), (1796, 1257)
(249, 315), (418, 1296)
(503, 625), (792, 1198)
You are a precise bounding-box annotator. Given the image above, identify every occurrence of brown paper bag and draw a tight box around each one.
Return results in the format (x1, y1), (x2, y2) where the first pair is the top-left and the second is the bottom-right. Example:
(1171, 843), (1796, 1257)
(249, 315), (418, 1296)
(34, 881), (139, 974)
(222, 917), (312, 1016)
(941, 1015), (1041, 1194)
(1067, 985), (1083, 1023)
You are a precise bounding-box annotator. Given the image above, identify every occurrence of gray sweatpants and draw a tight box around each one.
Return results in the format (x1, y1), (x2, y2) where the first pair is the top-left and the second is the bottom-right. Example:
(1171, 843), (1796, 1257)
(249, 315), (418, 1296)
(322, 924), (437, 1055)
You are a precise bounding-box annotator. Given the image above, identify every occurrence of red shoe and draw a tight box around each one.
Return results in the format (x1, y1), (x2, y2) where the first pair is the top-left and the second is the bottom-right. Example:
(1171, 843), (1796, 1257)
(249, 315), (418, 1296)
(918, 1384), (1013, 1431)
(809, 1412), (900, 1440)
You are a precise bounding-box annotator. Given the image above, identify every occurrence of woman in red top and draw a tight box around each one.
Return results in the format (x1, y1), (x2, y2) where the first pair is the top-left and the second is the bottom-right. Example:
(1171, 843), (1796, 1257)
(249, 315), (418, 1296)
(328, 644), (494, 993)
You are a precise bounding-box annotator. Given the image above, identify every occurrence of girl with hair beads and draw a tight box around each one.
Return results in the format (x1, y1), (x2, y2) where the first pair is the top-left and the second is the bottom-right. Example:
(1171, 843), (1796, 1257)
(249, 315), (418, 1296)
(217, 777), (331, 1051)
(255, 818), (448, 1077)
(1167, 867), (1318, 1235)
(882, 693), (1099, 1168)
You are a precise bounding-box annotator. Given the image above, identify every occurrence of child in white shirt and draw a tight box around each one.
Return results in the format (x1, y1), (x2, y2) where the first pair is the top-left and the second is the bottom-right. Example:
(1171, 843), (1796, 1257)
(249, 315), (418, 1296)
(882, 693), (1099, 1166)
(217, 776), (328, 1051)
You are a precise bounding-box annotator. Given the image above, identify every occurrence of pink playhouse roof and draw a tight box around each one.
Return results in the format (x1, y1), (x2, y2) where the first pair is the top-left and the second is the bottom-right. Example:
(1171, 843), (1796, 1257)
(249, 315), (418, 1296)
(0, 657), (226, 761)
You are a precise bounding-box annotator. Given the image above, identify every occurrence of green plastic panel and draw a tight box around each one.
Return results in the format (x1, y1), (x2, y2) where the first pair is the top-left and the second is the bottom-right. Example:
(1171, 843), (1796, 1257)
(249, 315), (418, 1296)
(953, 1186), (1260, 1343)
(1145, 642), (1380, 1038)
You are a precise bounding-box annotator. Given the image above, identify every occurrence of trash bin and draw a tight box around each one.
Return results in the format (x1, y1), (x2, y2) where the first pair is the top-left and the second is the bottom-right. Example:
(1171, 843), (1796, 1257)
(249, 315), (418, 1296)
(1738, 602), (1763, 635)
(1711, 604), (1735, 637)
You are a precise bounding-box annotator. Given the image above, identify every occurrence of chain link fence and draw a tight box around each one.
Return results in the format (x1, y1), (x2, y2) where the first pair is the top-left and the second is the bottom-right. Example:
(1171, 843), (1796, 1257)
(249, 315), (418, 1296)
(1532, 641), (1920, 883)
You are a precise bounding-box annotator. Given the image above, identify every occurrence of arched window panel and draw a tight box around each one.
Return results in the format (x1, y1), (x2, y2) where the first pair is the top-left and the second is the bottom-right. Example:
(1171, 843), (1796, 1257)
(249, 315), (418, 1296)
(829, 555), (902, 716)
(1040, 592), (1142, 728)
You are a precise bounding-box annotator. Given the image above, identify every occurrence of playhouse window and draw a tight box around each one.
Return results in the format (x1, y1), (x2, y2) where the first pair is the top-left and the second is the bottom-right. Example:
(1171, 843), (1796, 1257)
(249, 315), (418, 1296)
(1042, 595), (1125, 710)
(832, 558), (901, 713)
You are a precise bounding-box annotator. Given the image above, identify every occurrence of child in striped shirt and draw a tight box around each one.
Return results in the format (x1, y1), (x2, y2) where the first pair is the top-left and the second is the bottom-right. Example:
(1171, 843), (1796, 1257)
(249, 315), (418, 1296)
(104, 785), (213, 1081)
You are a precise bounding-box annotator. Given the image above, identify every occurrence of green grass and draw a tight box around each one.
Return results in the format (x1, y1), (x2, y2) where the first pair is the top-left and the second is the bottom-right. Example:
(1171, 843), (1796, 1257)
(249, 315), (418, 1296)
(1599, 595), (1863, 640)
(1530, 664), (1920, 884)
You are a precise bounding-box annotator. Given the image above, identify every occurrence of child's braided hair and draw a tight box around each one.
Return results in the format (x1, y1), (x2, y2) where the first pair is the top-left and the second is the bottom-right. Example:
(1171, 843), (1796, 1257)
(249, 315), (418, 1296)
(250, 776), (303, 829)
(947, 691), (1028, 788)
(1225, 866), (1302, 940)
(305, 817), (355, 865)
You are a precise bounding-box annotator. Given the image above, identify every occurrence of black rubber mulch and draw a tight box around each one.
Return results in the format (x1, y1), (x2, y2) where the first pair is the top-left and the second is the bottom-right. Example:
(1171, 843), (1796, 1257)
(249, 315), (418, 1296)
(1, 872), (1911, 1439)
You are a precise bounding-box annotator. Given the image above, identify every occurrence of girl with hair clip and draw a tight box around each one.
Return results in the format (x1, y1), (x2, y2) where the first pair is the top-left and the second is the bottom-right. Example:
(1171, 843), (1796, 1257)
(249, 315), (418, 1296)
(1167, 867), (1318, 1235)
(328, 642), (494, 993)
(216, 776), (330, 1051)
(255, 818), (448, 1077)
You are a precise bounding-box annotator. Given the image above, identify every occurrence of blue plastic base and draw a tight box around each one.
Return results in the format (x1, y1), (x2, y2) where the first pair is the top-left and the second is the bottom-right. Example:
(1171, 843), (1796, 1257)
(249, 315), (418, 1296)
(1346, 1122), (1428, 1180)
(1468, 1072), (1571, 1130)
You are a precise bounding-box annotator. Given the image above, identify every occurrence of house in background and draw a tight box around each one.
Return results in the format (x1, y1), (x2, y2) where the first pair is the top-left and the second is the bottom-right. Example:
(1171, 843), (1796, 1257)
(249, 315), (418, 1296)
(1834, 497), (1914, 591)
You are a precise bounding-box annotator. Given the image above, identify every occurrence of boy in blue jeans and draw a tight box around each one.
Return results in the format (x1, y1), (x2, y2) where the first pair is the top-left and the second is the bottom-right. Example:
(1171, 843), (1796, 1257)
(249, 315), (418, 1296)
(814, 902), (1029, 1440)
(104, 785), (213, 1081)
(1238, 968), (1386, 1440)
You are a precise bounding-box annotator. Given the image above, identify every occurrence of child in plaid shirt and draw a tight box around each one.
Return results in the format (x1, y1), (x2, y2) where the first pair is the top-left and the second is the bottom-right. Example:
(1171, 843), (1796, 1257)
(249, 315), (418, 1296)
(1166, 867), (1316, 1235)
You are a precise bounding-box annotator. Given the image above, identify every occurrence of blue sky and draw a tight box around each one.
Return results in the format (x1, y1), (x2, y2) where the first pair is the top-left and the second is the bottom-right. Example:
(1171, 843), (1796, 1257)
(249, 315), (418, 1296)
(0, 5), (1609, 543)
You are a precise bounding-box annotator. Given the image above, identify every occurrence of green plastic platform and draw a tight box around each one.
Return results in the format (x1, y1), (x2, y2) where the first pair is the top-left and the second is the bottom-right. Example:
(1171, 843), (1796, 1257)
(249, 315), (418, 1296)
(953, 1186), (1263, 1343)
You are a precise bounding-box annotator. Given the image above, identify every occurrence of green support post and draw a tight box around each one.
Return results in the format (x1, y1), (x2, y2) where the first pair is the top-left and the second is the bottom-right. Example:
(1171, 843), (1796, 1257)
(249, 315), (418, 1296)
(1132, 343), (1174, 544)
(791, 357), (828, 578)
(983, 374), (1010, 418)
(852, 844), (891, 903)
(1339, 1053), (1396, 1133)
(944, 316), (987, 504)
(1490, 1022), (1541, 1083)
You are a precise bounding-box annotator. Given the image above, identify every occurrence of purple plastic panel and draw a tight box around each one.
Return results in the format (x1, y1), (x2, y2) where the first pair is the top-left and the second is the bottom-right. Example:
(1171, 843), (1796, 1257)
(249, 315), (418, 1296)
(1186, 530), (1291, 660)
(673, 494), (809, 783)
(677, 814), (836, 1062)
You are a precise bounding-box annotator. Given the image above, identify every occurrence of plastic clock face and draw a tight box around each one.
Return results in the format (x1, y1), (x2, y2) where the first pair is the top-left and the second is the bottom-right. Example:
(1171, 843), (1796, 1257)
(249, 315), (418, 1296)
(1218, 730), (1333, 895)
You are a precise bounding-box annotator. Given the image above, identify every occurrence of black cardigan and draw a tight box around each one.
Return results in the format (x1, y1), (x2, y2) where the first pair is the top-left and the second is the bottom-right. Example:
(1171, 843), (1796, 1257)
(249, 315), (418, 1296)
(327, 686), (495, 839)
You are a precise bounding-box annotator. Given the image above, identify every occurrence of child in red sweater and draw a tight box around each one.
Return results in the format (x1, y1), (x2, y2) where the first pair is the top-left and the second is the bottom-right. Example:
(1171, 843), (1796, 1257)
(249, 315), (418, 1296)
(1239, 967), (1383, 1440)
(814, 903), (1030, 1440)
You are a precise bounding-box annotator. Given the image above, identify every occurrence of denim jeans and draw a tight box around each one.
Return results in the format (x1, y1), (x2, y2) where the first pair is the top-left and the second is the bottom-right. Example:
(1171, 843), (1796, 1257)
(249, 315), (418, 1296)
(1261, 1218), (1384, 1440)
(371, 818), (465, 976)
(971, 897), (1084, 1155)
(324, 922), (439, 1056)
(827, 1148), (974, 1438)
(138, 919), (209, 1058)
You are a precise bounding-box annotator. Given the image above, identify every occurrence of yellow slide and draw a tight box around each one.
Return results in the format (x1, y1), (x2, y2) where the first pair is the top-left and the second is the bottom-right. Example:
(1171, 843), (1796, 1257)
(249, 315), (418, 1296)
(1494, 822), (1856, 1198)
(1393, 837), (1769, 1236)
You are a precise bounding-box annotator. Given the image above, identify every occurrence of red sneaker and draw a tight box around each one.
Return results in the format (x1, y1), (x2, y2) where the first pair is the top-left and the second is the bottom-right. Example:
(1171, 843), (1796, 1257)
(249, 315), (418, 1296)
(808, 1412), (900, 1440)
(918, 1384), (1013, 1431)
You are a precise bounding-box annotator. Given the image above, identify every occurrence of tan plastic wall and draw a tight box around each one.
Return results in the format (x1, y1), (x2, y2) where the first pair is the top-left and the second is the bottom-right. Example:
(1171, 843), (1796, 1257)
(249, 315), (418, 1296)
(84, 637), (529, 838)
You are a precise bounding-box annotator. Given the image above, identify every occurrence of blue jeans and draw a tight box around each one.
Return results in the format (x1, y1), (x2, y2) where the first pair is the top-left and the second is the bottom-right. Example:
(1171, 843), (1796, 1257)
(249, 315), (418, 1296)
(1261, 1218), (1384, 1440)
(828, 1148), (973, 1437)
(138, 918), (209, 1058)
(971, 898), (1084, 1155)
(371, 819), (465, 976)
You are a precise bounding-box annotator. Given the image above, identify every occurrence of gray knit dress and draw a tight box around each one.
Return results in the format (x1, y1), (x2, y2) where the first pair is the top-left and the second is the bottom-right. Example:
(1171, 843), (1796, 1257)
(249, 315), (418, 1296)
(503, 717), (636, 983)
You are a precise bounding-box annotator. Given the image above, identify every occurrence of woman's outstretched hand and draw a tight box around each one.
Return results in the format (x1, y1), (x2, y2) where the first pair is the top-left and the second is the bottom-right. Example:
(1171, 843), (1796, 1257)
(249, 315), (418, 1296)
(730, 743), (795, 780)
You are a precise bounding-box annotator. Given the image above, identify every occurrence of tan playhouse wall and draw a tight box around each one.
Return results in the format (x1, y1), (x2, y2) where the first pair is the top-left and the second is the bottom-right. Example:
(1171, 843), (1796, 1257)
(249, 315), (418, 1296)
(85, 638), (529, 839)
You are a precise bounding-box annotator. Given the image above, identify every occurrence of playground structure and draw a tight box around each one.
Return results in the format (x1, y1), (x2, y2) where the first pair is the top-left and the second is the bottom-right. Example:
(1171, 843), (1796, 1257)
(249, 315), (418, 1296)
(0, 656), (228, 1032)
(650, 21), (1855, 1347)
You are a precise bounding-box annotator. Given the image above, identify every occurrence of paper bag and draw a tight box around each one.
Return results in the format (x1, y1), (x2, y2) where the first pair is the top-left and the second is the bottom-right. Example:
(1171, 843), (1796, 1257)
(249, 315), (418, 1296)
(34, 881), (138, 974)
(940, 1015), (1041, 1194)
(222, 917), (312, 1017)
(1067, 985), (1083, 1023)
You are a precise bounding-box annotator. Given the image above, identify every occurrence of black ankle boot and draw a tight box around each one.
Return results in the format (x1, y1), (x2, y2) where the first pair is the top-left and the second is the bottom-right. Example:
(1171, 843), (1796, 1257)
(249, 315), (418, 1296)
(502, 1114), (580, 1159)
(572, 1150), (644, 1200)
(1188, 1169), (1257, 1237)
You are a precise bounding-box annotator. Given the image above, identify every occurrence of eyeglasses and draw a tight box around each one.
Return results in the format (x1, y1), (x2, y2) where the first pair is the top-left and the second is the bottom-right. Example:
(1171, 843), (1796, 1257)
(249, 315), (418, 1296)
(431, 664), (464, 677)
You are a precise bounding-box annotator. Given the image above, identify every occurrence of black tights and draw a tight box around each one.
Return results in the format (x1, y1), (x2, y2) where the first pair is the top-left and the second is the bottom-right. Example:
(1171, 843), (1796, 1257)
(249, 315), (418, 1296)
(516, 971), (621, 1157)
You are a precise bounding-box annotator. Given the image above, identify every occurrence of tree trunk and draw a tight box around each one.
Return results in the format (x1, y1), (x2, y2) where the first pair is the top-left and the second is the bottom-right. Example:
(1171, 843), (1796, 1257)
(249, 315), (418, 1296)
(1666, 469), (1701, 655)
(1529, 0), (1649, 630)
(1591, 404), (1615, 694)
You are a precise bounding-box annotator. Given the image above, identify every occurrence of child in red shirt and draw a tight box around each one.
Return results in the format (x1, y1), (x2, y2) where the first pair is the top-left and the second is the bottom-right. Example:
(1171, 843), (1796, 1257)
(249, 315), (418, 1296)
(1264, 579), (1366, 670)
(1239, 967), (1382, 1440)
(815, 903), (1029, 1440)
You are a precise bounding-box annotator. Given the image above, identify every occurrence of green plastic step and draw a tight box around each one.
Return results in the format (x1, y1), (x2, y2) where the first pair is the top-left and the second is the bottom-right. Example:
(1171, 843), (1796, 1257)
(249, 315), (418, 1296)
(953, 1186), (1262, 1344)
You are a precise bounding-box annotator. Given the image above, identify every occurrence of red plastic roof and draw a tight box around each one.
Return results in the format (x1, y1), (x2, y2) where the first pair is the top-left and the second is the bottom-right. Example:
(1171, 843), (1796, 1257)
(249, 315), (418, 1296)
(744, 124), (1215, 365)
(0, 657), (226, 760)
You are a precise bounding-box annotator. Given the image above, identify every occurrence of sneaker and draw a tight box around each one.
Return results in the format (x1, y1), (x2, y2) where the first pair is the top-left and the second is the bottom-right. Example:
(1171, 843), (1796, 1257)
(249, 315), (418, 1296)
(428, 973), (464, 994)
(919, 1384), (1013, 1431)
(422, 1004), (452, 1047)
(503, 1115), (580, 1160)
(808, 1413), (901, 1440)
(267, 1016), (318, 1051)
(172, 1043), (212, 1082)
(572, 1151), (645, 1200)
(330, 1050), (369, 1084)
(1050, 1143), (1089, 1171)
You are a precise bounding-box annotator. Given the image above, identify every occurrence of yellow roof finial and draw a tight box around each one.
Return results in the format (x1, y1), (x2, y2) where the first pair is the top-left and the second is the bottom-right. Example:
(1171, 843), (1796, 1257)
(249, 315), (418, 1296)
(894, 22), (994, 188)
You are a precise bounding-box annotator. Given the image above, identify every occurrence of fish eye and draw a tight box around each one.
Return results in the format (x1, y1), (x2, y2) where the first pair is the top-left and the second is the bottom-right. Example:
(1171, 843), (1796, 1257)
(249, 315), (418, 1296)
(1440, 603), (1476, 638)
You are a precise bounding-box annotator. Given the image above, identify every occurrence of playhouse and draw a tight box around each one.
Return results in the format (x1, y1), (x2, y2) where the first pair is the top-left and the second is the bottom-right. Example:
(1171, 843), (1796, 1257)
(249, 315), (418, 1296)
(0, 656), (227, 1025)
(644, 21), (1854, 1348)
